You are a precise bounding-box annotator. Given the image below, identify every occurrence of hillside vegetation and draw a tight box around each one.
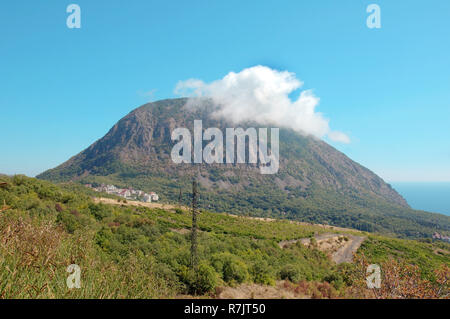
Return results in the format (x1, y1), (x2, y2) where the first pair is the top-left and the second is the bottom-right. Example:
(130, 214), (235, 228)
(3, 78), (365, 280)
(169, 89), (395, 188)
(37, 98), (450, 239)
(0, 175), (448, 298)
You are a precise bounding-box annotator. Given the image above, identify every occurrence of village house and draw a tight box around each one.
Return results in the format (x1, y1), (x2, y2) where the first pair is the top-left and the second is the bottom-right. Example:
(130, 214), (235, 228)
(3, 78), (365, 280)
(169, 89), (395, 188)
(86, 183), (159, 203)
(432, 232), (450, 242)
(143, 194), (152, 203)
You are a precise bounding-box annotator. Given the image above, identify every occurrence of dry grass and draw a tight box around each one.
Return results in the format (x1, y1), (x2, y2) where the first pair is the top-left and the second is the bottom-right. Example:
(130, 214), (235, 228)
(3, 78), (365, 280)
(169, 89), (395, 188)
(215, 280), (342, 299)
(215, 281), (302, 299)
(0, 215), (175, 299)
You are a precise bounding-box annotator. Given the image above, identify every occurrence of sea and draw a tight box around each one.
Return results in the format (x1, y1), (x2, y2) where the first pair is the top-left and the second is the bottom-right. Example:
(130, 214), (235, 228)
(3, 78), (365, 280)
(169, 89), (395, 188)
(391, 182), (450, 216)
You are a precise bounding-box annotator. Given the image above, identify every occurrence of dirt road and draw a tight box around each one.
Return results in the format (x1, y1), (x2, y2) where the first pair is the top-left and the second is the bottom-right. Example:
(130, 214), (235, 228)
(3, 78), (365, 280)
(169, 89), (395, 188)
(93, 197), (187, 210)
(331, 235), (365, 264)
(279, 233), (365, 264)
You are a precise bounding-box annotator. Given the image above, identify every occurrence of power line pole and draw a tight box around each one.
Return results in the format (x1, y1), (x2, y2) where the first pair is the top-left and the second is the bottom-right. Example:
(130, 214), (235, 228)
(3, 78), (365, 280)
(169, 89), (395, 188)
(190, 180), (199, 271)
(178, 187), (182, 206)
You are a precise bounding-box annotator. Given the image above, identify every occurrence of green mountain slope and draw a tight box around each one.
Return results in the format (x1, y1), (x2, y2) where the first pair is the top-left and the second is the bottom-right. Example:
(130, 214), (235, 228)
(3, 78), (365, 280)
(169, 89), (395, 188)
(37, 98), (450, 238)
(1, 175), (448, 298)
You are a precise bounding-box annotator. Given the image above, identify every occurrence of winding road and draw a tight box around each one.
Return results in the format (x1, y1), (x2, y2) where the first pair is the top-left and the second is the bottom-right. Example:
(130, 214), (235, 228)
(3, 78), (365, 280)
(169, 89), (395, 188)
(279, 233), (366, 264)
(331, 235), (365, 264)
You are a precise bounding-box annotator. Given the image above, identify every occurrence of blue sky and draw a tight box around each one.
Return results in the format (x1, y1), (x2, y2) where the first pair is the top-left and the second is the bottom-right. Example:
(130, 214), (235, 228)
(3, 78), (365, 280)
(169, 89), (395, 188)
(1, 0), (449, 182)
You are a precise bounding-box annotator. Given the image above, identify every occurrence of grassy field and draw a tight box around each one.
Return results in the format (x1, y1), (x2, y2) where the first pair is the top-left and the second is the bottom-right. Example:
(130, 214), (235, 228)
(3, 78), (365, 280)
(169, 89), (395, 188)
(0, 175), (448, 298)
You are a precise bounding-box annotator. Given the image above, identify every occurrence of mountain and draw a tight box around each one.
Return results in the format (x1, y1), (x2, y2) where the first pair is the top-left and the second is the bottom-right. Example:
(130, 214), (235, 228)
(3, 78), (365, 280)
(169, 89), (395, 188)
(38, 98), (450, 238)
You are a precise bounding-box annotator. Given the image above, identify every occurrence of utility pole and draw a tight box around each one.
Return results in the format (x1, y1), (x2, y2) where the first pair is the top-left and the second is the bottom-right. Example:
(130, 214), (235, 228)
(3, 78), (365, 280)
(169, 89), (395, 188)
(190, 180), (199, 271)
(178, 187), (182, 206)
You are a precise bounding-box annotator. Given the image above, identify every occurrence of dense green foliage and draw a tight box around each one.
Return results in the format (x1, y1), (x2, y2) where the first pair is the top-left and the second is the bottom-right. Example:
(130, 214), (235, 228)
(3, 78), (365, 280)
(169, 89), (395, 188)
(1, 175), (448, 298)
(358, 235), (450, 279)
(55, 169), (450, 239)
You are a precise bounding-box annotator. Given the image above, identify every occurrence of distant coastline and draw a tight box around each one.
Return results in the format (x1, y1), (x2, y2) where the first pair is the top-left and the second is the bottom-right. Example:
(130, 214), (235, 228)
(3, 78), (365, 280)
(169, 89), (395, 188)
(392, 182), (450, 216)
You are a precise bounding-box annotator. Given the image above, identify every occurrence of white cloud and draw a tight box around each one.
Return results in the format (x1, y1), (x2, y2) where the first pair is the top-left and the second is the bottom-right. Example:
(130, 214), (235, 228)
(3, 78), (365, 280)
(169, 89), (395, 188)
(174, 65), (350, 143)
(328, 131), (351, 144)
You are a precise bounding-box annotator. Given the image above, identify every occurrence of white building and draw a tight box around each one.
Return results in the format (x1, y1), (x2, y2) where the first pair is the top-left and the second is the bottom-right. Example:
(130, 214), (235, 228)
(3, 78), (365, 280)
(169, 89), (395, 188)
(143, 194), (152, 203)
(106, 184), (117, 193)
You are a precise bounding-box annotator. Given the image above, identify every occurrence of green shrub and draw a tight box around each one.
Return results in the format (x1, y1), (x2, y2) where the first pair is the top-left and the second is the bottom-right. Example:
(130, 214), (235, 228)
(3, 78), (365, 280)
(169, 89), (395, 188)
(250, 260), (275, 285)
(178, 263), (219, 295)
(212, 253), (249, 284)
(153, 262), (179, 283)
(196, 263), (219, 293)
(89, 203), (112, 221)
(223, 259), (248, 284)
(56, 211), (79, 233)
(279, 264), (301, 282)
